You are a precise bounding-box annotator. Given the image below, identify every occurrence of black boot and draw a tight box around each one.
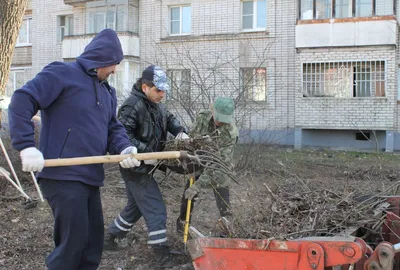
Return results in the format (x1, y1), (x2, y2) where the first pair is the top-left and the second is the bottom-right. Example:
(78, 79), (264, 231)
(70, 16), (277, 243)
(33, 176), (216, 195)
(152, 244), (174, 269)
(103, 232), (118, 251)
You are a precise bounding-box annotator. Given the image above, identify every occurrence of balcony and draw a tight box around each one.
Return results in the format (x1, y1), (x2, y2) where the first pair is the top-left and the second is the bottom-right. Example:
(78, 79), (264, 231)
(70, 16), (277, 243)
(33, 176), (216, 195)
(63, 0), (94, 7)
(62, 32), (139, 59)
(296, 16), (397, 48)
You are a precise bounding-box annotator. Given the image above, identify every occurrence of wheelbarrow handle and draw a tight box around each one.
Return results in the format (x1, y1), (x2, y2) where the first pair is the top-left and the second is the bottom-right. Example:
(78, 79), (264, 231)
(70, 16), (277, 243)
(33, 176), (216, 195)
(44, 151), (190, 167)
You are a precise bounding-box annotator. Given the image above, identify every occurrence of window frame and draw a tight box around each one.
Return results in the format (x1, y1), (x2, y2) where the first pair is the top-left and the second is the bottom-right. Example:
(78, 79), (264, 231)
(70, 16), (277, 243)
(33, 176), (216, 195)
(169, 5), (192, 36)
(15, 18), (32, 47)
(240, 67), (267, 101)
(166, 69), (191, 102)
(301, 60), (386, 98)
(87, 5), (127, 34)
(6, 67), (32, 96)
(58, 15), (74, 42)
(241, 0), (267, 32)
(298, 0), (395, 20)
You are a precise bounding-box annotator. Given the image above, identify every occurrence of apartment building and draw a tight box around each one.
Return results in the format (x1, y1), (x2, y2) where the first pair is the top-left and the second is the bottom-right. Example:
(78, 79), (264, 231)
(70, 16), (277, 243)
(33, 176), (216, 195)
(5, 0), (400, 151)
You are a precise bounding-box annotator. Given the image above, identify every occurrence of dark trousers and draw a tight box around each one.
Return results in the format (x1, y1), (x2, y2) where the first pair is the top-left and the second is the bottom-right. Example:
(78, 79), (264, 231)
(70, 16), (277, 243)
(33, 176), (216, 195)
(39, 179), (103, 270)
(179, 177), (231, 222)
(108, 169), (168, 246)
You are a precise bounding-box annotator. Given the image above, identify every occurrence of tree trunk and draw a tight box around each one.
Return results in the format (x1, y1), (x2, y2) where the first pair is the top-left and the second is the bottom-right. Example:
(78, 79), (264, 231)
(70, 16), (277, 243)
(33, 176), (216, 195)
(0, 0), (28, 127)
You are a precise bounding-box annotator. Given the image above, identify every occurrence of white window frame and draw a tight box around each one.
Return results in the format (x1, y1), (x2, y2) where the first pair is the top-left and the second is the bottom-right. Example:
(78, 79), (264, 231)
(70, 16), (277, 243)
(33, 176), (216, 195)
(169, 5), (191, 36)
(241, 0), (267, 32)
(299, 0), (395, 19)
(240, 67), (267, 101)
(58, 15), (74, 42)
(16, 18), (32, 47)
(6, 67), (32, 95)
(87, 5), (127, 34)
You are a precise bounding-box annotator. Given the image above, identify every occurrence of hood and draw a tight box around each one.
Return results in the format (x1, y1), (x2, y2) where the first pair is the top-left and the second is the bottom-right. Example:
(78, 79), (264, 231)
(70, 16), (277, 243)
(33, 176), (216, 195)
(76, 29), (124, 73)
(131, 83), (148, 100)
(131, 84), (158, 108)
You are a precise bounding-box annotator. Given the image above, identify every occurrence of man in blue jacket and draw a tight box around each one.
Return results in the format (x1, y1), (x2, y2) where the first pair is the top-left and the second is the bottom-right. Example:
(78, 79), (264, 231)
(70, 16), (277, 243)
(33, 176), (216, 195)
(8, 29), (140, 270)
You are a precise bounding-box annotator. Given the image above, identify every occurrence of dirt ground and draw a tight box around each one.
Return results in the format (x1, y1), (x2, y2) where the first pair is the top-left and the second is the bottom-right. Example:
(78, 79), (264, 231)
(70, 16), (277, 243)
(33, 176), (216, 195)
(1, 143), (400, 269)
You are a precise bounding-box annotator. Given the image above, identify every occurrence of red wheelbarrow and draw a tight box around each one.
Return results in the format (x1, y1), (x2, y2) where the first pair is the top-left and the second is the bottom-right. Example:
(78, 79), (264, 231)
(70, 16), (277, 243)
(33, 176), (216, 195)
(185, 196), (400, 270)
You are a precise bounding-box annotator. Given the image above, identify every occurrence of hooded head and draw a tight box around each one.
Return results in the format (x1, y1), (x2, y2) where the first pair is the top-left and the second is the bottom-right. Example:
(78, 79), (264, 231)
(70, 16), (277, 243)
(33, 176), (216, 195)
(76, 29), (124, 79)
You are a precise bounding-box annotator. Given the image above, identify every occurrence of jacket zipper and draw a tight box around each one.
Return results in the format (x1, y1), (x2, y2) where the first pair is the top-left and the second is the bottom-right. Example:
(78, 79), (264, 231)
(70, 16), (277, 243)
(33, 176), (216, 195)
(58, 129), (71, 158)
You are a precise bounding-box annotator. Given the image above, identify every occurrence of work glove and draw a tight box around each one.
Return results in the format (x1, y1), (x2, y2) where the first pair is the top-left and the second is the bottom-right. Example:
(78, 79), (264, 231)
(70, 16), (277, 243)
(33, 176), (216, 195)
(120, 146), (140, 169)
(176, 132), (190, 140)
(20, 147), (45, 172)
(184, 184), (200, 200)
(144, 159), (158, 165)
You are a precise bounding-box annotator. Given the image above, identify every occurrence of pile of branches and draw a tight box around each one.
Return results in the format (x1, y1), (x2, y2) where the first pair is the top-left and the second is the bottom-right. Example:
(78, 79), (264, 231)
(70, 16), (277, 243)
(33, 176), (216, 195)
(161, 136), (235, 180)
(236, 181), (400, 241)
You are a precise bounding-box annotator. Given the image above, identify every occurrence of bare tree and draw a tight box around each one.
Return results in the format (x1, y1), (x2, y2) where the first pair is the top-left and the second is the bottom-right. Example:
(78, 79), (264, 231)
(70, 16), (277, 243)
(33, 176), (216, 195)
(147, 39), (276, 131)
(0, 0), (28, 126)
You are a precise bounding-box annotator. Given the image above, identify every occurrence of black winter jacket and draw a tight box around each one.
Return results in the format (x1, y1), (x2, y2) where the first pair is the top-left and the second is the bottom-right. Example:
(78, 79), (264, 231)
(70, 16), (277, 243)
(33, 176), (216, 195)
(118, 85), (186, 174)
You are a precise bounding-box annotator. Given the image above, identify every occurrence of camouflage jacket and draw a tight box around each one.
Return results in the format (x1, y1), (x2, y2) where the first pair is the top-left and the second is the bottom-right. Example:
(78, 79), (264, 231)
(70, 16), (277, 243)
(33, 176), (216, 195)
(189, 110), (238, 188)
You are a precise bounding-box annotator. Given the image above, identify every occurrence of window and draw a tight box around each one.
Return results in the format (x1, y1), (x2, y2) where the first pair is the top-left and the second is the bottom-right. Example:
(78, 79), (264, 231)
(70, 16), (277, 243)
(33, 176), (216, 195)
(302, 61), (385, 98)
(87, 5), (127, 34)
(16, 18), (32, 46)
(242, 0), (267, 30)
(299, 0), (394, 19)
(335, 0), (352, 18)
(240, 68), (267, 101)
(356, 0), (373, 17)
(166, 69), (191, 102)
(108, 61), (140, 103)
(6, 68), (31, 97)
(169, 6), (191, 35)
(58, 15), (73, 42)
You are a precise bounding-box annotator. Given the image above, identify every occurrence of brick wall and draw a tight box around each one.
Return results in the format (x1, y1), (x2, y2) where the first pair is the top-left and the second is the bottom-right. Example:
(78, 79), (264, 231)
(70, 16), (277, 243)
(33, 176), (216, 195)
(139, 0), (297, 131)
(296, 46), (397, 130)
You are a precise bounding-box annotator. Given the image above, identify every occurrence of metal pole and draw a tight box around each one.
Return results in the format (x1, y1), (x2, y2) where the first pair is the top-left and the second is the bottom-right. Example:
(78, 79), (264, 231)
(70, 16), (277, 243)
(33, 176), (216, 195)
(0, 136), (22, 188)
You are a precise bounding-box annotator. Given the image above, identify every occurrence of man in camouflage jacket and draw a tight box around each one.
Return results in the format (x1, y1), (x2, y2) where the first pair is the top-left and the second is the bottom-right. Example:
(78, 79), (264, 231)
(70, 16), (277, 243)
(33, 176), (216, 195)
(177, 97), (238, 232)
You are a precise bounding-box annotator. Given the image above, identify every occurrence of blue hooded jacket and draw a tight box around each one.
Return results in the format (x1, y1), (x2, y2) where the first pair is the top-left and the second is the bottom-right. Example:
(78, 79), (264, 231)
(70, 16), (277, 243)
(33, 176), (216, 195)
(8, 29), (132, 186)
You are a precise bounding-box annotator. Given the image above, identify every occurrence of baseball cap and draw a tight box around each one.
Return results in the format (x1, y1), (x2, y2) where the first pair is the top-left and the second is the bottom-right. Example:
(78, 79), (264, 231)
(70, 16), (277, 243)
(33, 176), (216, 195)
(142, 65), (170, 92)
(214, 97), (235, 123)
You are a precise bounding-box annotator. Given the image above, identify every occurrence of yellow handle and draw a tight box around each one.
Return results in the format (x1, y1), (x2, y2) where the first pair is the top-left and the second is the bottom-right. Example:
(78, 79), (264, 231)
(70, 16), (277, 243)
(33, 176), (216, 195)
(44, 151), (183, 167)
(183, 175), (195, 244)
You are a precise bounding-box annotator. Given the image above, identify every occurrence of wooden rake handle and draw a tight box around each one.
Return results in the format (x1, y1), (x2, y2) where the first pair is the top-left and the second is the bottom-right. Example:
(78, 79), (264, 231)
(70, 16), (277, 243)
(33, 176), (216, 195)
(44, 151), (189, 167)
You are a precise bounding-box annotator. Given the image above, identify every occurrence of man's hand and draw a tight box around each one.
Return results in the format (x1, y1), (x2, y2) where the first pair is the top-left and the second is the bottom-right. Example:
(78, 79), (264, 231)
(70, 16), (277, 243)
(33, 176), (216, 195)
(20, 147), (44, 172)
(176, 132), (190, 140)
(120, 146), (140, 169)
(184, 184), (200, 200)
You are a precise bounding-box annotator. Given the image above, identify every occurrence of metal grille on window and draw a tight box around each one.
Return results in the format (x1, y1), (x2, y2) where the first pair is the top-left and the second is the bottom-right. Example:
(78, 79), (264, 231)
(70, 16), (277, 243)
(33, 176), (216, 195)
(302, 61), (385, 98)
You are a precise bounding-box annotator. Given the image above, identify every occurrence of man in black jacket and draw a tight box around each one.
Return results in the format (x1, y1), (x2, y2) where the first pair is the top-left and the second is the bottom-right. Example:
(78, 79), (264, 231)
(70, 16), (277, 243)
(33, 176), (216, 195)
(104, 65), (188, 268)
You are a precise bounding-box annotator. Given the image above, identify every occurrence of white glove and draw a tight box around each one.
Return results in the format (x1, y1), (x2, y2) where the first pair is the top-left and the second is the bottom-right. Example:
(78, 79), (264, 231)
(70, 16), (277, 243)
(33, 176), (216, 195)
(176, 132), (190, 140)
(120, 146), (140, 169)
(144, 159), (158, 165)
(20, 147), (44, 172)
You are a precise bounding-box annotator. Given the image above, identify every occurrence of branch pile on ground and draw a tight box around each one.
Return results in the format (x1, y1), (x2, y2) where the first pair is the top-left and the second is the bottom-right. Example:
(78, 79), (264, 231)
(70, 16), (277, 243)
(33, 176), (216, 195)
(234, 181), (400, 241)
